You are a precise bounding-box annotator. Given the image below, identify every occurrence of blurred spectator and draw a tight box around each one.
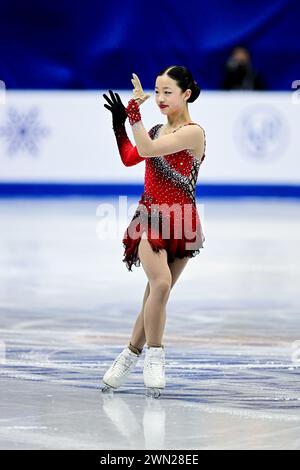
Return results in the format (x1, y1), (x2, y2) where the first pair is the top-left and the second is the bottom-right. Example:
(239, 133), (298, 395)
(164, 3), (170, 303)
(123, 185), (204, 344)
(222, 46), (266, 90)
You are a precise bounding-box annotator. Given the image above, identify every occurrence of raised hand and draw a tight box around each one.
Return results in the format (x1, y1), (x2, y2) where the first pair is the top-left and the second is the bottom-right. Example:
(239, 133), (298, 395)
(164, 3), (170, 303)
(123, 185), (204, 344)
(103, 89), (127, 126)
(131, 73), (151, 106)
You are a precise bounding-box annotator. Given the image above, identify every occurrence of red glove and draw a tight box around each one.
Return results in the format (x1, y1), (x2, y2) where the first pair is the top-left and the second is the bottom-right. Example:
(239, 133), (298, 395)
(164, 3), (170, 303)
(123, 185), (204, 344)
(125, 98), (142, 126)
(114, 123), (157, 167)
(113, 122), (145, 166)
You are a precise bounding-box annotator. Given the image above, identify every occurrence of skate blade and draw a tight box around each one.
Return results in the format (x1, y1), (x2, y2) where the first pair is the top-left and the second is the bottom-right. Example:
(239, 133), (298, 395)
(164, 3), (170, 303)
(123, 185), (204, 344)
(101, 383), (115, 393)
(145, 387), (162, 399)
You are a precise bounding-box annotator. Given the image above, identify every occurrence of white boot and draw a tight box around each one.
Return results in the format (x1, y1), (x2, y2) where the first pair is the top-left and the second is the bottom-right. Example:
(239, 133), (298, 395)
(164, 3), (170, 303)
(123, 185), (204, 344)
(143, 346), (166, 398)
(102, 346), (140, 390)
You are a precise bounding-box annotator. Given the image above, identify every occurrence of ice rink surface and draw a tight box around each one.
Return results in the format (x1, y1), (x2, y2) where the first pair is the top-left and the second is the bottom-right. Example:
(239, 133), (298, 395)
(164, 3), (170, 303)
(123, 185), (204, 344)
(0, 196), (299, 450)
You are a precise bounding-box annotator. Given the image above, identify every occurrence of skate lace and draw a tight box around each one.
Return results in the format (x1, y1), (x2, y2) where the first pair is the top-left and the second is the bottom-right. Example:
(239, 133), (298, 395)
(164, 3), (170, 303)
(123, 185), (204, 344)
(111, 352), (137, 377)
(148, 354), (164, 375)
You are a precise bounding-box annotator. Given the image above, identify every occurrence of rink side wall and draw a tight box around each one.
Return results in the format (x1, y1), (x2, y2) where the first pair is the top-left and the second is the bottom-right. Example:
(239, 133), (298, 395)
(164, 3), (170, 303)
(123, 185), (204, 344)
(0, 90), (299, 198)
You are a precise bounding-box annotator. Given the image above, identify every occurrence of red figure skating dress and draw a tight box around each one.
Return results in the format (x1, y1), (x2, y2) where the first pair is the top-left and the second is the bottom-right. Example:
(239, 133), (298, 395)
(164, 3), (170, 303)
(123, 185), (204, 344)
(113, 104), (206, 272)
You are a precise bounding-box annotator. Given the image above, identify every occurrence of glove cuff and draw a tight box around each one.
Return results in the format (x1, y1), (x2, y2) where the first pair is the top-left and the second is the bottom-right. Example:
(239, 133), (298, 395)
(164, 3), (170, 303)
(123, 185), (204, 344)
(125, 98), (141, 126)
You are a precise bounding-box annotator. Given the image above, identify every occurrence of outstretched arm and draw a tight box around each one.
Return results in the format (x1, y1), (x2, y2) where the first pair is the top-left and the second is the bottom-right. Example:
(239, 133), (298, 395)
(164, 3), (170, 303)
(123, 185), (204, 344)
(125, 98), (204, 157)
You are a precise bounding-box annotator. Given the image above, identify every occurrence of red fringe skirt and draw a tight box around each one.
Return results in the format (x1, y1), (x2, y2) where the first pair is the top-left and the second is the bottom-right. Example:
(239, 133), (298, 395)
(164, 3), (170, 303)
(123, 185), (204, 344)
(122, 199), (205, 272)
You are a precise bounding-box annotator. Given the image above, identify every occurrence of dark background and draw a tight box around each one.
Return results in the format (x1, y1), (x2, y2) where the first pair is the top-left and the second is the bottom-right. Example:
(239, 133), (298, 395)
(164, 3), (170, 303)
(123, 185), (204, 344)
(0, 0), (299, 90)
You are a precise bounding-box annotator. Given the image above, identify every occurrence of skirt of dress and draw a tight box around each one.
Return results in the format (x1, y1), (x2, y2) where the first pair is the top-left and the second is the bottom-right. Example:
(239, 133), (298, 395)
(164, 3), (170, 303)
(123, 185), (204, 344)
(122, 200), (205, 272)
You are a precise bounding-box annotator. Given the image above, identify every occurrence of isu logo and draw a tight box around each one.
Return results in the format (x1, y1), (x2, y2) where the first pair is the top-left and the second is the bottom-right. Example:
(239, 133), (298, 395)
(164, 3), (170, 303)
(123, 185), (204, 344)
(234, 104), (288, 161)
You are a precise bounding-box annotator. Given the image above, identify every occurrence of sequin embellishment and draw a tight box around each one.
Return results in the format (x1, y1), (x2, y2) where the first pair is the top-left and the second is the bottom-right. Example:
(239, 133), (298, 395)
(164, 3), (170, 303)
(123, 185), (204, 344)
(146, 124), (204, 206)
(122, 122), (206, 271)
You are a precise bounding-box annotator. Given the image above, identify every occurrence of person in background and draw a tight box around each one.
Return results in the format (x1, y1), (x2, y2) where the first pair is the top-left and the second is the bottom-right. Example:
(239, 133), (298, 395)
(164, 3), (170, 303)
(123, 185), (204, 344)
(222, 46), (266, 90)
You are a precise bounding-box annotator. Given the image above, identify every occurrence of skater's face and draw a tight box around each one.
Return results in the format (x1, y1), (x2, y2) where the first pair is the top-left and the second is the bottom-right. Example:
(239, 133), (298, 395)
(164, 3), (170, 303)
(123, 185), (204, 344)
(155, 75), (191, 115)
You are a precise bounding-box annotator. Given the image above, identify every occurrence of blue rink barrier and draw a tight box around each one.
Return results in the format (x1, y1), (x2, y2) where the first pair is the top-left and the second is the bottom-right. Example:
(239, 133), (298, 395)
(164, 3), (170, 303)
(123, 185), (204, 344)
(0, 183), (300, 199)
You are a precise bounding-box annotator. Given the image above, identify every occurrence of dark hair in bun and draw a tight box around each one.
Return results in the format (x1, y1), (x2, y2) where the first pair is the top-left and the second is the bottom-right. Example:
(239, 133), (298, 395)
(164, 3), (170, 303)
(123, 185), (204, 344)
(157, 65), (201, 103)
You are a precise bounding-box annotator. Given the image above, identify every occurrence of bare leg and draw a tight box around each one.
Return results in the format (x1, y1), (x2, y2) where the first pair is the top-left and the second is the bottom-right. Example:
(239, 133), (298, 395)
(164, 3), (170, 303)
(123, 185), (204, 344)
(138, 237), (171, 346)
(129, 281), (150, 350)
(130, 256), (189, 350)
(169, 256), (190, 287)
(130, 234), (190, 348)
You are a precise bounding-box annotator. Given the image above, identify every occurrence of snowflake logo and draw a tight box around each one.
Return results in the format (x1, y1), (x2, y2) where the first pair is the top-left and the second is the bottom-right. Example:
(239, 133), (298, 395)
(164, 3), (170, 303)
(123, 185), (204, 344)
(0, 107), (50, 156)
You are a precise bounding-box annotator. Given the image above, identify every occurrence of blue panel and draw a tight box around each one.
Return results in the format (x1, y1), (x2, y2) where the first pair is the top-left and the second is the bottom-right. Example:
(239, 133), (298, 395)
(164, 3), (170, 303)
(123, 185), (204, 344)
(0, 183), (300, 198)
(0, 0), (298, 90)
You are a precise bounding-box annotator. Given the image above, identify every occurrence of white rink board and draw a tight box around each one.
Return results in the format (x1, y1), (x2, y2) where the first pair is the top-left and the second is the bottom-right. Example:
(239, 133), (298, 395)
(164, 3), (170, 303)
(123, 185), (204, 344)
(0, 90), (299, 184)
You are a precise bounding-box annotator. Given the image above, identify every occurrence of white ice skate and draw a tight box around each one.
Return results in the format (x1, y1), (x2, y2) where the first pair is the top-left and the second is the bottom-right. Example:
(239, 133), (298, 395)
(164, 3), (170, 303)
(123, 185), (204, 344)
(101, 347), (140, 392)
(143, 346), (166, 399)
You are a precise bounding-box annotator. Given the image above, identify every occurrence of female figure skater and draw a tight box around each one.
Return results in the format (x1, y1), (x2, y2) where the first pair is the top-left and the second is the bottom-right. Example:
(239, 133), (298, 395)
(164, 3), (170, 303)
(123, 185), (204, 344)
(101, 65), (206, 398)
